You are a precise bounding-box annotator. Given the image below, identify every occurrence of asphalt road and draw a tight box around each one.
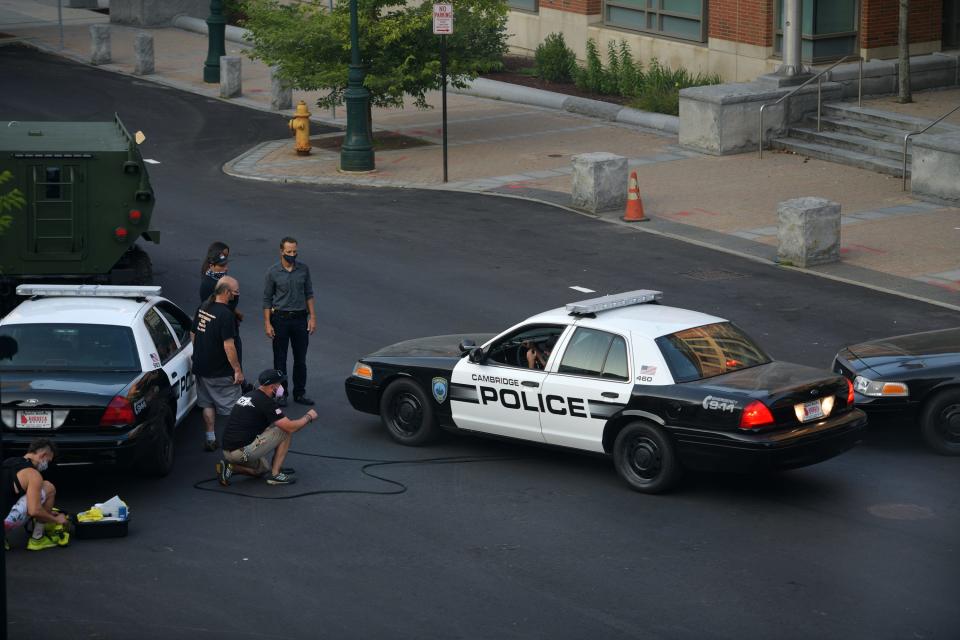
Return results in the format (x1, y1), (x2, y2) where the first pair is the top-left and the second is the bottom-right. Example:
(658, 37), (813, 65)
(1, 46), (958, 640)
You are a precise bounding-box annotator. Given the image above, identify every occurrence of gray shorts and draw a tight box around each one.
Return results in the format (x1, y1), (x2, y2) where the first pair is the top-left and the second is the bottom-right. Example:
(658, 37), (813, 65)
(223, 426), (289, 474)
(196, 375), (241, 416)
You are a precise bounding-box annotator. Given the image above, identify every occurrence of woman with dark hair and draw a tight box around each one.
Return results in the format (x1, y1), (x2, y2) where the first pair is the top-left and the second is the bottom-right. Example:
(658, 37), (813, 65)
(199, 241), (231, 303)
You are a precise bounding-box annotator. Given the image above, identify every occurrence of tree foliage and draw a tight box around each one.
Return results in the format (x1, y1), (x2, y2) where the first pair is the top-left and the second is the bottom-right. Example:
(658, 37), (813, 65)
(0, 170), (24, 235)
(242, 0), (508, 110)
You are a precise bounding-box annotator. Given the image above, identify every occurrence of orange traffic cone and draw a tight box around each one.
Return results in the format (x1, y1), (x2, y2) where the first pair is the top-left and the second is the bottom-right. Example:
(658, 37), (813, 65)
(623, 170), (648, 222)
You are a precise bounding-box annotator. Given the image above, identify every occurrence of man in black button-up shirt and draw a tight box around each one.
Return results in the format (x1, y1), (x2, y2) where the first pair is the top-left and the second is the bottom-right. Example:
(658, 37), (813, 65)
(262, 237), (316, 406)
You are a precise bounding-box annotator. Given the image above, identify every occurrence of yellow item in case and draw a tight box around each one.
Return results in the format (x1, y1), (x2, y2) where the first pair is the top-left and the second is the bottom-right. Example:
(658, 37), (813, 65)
(77, 508), (104, 523)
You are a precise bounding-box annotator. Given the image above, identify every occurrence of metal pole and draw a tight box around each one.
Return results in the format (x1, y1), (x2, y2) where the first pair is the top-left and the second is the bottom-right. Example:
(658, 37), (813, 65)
(329, 0), (335, 120)
(858, 58), (863, 107)
(817, 77), (822, 131)
(340, 0), (375, 171)
(58, 0), (63, 50)
(203, 0), (226, 83)
(441, 34), (448, 183)
(902, 133), (910, 191)
(781, 0), (802, 76)
(758, 104), (766, 159)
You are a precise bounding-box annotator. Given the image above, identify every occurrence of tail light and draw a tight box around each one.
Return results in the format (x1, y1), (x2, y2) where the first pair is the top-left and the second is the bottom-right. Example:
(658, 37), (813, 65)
(846, 378), (855, 405)
(739, 400), (774, 430)
(100, 396), (135, 427)
(129, 209), (142, 224)
(114, 226), (128, 241)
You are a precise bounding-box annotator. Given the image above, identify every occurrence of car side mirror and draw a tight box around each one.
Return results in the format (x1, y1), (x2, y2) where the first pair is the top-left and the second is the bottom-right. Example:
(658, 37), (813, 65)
(458, 338), (476, 353)
(468, 347), (485, 363)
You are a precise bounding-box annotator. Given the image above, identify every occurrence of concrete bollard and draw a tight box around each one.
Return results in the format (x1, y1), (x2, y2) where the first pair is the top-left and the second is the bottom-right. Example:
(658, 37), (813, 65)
(89, 24), (111, 66)
(270, 66), (293, 111)
(219, 56), (242, 98)
(133, 32), (154, 75)
(571, 152), (628, 213)
(776, 197), (841, 267)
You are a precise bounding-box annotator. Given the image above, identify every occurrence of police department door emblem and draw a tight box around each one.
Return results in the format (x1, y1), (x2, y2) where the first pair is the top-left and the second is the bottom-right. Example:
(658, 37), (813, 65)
(432, 377), (448, 404)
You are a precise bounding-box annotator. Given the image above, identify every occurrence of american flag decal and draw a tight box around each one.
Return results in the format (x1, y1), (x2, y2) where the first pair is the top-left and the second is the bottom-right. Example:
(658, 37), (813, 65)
(640, 365), (657, 376)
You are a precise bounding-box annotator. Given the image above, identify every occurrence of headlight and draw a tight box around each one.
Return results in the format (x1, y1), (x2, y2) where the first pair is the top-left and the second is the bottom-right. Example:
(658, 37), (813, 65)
(351, 362), (373, 380)
(853, 375), (908, 397)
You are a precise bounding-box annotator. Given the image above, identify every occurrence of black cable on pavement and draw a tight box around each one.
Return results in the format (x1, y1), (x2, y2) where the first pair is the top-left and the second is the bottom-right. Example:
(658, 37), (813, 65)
(192, 450), (523, 500)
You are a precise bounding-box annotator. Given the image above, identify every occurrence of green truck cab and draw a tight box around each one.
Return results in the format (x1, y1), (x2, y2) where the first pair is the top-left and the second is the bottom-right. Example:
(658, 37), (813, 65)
(0, 116), (159, 306)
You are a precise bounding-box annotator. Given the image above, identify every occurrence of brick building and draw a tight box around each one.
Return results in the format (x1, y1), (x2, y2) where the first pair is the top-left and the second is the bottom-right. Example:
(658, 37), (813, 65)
(506, 0), (960, 81)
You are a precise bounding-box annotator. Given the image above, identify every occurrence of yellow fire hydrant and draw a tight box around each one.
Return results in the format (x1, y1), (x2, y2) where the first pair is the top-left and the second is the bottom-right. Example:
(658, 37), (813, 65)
(289, 100), (311, 155)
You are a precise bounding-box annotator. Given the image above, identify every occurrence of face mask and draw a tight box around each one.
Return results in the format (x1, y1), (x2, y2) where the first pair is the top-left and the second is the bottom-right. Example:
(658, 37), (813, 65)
(36, 460), (49, 472)
(206, 269), (228, 280)
(229, 294), (239, 310)
(283, 254), (296, 265)
(274, 384), (285, 399)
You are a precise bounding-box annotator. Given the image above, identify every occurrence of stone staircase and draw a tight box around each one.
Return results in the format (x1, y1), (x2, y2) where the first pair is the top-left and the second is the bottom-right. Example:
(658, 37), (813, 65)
(770, 103), (960, 178)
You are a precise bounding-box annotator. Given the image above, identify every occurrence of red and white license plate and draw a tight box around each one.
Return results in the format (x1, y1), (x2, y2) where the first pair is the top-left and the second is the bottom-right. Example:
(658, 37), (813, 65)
(17, 410), (52, 429)
(798, 400), (824, 423)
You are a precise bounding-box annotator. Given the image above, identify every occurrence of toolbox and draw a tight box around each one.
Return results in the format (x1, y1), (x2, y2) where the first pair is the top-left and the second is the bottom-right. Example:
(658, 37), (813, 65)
(74, 516), (130, 540)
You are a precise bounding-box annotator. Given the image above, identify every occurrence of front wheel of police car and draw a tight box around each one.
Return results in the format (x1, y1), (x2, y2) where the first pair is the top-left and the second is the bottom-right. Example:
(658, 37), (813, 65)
(920, 389), (960, 456)
(613, 421), (682, 494)
(380, 378), (439, 446)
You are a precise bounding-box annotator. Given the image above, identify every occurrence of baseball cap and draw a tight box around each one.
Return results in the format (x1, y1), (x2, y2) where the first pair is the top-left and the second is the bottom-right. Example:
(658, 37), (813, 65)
(258, 369), (286, 386)
(210, 253), (229, 266)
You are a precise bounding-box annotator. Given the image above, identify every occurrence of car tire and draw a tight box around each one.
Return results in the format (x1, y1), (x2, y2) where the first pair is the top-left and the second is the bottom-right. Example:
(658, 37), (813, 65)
(379, 378), (438, 446)
(613, 421), (681, 493)
(920, 388), (960, 456)
(142, 406), (175, 477)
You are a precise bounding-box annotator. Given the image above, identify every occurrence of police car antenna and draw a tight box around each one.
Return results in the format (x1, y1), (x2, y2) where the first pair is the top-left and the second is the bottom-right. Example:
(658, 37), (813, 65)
(566, 290), (663, 317)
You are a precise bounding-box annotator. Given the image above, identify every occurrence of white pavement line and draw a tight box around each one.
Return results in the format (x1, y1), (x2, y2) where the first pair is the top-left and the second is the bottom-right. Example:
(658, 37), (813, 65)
(569, 286), (595, 293)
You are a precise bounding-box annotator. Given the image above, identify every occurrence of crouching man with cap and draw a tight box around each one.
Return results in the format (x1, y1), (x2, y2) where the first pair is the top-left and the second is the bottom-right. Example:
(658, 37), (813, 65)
(216, 369), (318, 486)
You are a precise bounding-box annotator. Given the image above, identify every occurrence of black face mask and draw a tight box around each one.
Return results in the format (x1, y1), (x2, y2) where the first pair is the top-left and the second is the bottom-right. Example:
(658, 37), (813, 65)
(283, 254), (297, 266)
(229, 294), (239, 310)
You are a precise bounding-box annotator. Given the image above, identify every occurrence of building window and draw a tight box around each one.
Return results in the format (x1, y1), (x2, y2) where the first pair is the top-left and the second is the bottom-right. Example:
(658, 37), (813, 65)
(774, 0), (858, 63)
(507, 0), (538, 13)
(604, 0), (706, 43)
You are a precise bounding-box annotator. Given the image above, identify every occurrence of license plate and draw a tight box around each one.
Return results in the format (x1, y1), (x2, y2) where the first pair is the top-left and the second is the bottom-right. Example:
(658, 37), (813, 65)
(798, 400), (824, 422)
(16, 410), (52, 429)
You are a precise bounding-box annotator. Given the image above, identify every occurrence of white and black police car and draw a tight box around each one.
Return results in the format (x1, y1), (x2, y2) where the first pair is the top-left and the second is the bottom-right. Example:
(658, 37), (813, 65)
(0, 285), (196, 476)
(345, 290), (867, 492)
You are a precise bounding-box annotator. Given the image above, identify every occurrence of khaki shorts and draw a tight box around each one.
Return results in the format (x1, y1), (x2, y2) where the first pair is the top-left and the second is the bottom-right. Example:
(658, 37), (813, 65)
(196, 375), (241, 416)
(223, 426), (289, 474)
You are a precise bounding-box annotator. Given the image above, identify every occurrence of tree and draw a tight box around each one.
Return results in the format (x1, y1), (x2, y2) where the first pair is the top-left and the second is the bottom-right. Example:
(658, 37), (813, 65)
(0, 170), (24, 236)
(242, 0), (508, 111)
(898, 0), (912, 103)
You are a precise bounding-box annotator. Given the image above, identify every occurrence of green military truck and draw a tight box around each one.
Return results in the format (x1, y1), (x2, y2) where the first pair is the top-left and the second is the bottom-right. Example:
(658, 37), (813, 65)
(0, 115), (159, 312)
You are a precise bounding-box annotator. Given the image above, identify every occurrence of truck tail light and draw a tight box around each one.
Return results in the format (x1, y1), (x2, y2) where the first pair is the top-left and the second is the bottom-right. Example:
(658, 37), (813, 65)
(100, 396), (135, 427)
(739, 400), (774, 430)
(114, 226), (128, 241)
(129, 209), (142, 223)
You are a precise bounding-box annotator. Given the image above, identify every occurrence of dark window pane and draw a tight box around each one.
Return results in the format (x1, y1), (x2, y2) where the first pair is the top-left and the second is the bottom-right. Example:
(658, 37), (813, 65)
(0, 324), (139, 372)
(661, 0), (701, 15)
(144, 308), (178, 364)
(45, 167), (61, 199)
(156, 302), (191, 344)
(486, 325), (564, 369)
(662, 14), (701, 39)
(656, 322), (770, 383)
(602, 336), (629, 381)
(607, 6), (647, 31)
(507, 0), (537, 11)
(559, 328), (613, 377)
(815, 0), (855, 33)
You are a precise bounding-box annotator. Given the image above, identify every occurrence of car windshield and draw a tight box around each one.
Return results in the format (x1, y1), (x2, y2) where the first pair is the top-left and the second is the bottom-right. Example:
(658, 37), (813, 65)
(655, 322), (770, 382)
(0, 324), (140, 372)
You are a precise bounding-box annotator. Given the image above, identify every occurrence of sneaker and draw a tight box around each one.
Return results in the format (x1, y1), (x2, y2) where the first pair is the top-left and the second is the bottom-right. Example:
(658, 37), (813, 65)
(293, 394), (315, 406)
(48, 526), (69, 547)
(204, 438), (219, 452)
(265, 472), (296, 486)
(27, 535), (58, 552)
(216, 460), (233, 487)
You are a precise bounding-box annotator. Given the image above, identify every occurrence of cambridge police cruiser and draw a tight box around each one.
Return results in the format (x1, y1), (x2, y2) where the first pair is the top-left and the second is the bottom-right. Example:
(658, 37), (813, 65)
(345, 290), (866, 493)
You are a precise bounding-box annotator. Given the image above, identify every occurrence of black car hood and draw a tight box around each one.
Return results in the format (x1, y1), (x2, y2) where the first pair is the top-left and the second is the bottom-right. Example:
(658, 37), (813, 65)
(370, 334), (496, 358)
(0, 370), (133, 407)
(845, 327), (960, 371)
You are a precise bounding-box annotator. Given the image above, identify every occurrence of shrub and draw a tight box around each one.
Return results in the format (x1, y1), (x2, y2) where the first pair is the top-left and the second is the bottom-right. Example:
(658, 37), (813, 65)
(574, 38), (604, 93)
(631, 58), (722, 115)
(534, 33), (577, 83)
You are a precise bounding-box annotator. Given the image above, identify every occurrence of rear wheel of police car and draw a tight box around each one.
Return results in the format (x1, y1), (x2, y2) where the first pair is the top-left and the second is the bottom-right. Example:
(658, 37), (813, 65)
(380, 378), (439, 446)
(920, 388), (960, 456)
(143, 404), (175, 477)
(613, 421), (681, 493)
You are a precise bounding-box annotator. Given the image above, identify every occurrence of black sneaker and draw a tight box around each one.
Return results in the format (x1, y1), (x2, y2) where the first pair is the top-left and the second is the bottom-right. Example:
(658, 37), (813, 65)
(265, 472), (296, 486)
(204, 438), (219, 452)
(216, 460), (233, 487)
(294, 394), (315, 406)
(276, 395), (288, 407)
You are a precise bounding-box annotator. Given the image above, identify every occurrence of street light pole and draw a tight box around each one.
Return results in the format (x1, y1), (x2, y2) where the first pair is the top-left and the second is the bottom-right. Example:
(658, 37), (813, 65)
(203, 0), (226, 83)
(340, 0), (375, 171)
(778, 0), (804, 77)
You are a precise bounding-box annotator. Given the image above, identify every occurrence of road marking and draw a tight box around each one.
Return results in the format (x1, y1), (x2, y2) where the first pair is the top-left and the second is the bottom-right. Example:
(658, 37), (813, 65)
(569, 286), (595, 293)
(143, 159), (161, 164)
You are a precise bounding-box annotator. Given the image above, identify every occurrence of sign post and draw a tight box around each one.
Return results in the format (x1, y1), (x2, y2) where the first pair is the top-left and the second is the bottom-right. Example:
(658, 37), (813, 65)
(433, 3), (453, 183)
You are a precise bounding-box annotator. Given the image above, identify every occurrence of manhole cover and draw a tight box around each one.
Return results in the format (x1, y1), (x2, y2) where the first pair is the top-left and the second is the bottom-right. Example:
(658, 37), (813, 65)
(681, 268), (748, 281)
(867, 504), (935, 520)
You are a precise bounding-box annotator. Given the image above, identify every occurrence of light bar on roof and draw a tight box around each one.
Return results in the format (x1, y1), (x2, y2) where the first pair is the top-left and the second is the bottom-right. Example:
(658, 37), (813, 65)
(16, 284), (162, 298)
(566, 289), (662, 315)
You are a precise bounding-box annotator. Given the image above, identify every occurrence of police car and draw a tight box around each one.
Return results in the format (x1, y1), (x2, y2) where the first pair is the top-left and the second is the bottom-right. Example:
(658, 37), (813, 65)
(0, 285), (196, 476)
(345, 290), (867, 492)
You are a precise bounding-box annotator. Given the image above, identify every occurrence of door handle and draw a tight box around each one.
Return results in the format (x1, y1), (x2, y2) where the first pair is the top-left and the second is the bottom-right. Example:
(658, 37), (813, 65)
(601, 392), (618, 399)
(521, 381), (539, 388)
(171, 371), (178, 379)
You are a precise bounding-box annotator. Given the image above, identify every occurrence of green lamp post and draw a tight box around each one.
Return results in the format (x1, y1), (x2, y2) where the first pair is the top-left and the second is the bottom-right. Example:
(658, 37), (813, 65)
(203, 0), (227, 83)
(340, 0), (375, 171)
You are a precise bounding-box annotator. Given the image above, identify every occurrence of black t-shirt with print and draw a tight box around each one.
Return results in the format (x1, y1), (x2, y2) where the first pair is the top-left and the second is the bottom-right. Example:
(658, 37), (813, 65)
(191, 301), (237, 378)
(222, 389), (286, 450)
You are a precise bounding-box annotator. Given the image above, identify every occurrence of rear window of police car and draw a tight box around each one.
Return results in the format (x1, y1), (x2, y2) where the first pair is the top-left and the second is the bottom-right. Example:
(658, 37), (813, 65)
(655, 322), (770, 383)
(0, 324), (140, 372)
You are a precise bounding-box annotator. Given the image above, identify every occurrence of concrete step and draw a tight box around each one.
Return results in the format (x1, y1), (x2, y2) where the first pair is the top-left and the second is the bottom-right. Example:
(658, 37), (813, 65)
(808, 115), (915, 145)
(821, 103), (960, 134)
(787, 127), (909, 162)
(770, 137), (907, 177)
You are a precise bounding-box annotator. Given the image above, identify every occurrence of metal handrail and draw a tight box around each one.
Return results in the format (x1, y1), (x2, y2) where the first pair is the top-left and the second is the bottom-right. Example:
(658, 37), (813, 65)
(902, 102), (960, 190)
(758, 55), (863, 158)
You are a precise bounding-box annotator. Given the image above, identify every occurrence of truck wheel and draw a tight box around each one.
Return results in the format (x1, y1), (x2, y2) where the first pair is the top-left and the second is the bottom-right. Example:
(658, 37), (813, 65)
(130, 247), (153, 285)
(613, 421), (681, 493)
(920, 389), (960, 456)
(142, 406), (175, 477)
(379, 378), (438, 446)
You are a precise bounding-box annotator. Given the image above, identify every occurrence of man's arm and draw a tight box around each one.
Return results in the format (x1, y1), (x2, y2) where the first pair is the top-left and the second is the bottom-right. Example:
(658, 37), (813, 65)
(274, 409), (318, 434)
(223, 338), (244, 384)
(20, 469), (65, 525)
(306, 297), (316, 335)
(263, 268), (277, 339)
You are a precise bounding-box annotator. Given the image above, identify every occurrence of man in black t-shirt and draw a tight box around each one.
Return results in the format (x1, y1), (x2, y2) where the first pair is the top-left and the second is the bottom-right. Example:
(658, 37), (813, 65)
(192, 276), (244, 452)
(216, 369), (318, 486)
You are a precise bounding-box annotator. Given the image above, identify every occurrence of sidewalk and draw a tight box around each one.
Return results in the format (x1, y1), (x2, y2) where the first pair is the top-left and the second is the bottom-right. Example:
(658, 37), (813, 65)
(1, 0), (958, 310)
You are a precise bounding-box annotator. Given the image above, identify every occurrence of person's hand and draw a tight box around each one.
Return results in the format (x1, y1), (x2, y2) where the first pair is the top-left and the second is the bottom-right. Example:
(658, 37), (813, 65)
(265, 322), (275, 339)
(54, 513), (67, 525)
(234, 310), (244, 323)
(307, 316), (316, 335)
(306, 409), (319, 422)
(233, 369), (245, 385)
